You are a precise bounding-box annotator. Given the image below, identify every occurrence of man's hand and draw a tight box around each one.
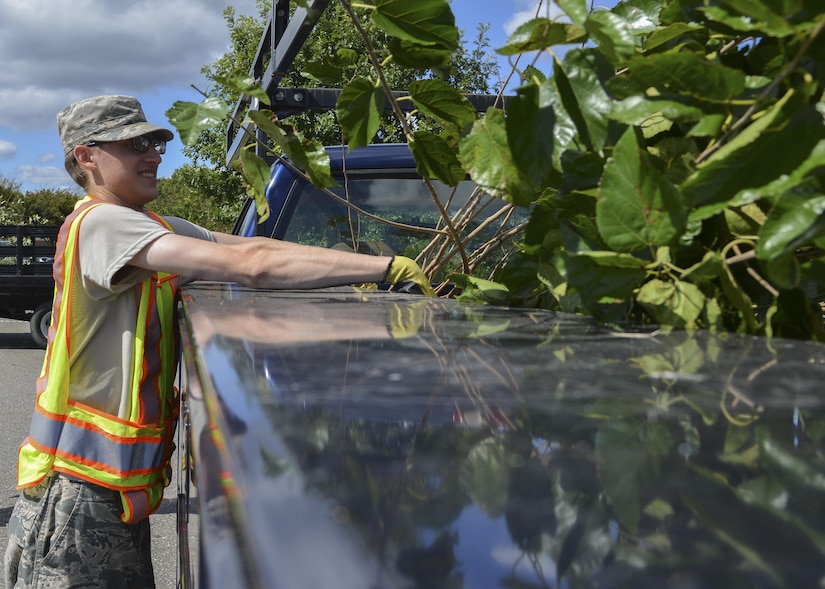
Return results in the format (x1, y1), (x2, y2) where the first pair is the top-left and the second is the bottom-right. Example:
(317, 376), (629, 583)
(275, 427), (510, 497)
(384, 256), (436, 297)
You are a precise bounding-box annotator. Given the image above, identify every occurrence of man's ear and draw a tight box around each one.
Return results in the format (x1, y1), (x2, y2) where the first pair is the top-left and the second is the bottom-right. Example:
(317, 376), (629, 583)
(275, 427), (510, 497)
(73, 144), (95, 166)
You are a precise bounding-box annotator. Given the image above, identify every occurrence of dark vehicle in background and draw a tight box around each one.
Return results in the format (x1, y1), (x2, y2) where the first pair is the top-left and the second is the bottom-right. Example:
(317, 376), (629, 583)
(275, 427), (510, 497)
(0, 225), (58, 348)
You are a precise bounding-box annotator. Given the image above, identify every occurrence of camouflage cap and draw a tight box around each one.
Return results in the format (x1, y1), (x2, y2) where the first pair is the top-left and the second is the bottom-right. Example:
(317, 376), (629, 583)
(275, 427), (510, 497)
(57, 95), (174, 156)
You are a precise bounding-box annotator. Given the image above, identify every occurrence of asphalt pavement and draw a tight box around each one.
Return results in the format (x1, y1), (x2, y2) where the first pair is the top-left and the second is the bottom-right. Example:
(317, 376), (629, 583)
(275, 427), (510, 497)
(0, 319), (186, 589)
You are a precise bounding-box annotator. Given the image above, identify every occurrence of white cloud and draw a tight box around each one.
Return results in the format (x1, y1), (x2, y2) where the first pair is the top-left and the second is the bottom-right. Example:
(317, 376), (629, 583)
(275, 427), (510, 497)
(16, 165), (72, 188)
(0, 139), (15, 159)
(0, 0), (260, 131)
(504, 0), (566, 36)
(36, 153), (57, 164)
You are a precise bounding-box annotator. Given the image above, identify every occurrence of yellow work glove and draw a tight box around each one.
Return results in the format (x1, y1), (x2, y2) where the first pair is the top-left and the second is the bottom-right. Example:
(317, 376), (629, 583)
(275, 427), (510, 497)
(384, 256), (436, 297)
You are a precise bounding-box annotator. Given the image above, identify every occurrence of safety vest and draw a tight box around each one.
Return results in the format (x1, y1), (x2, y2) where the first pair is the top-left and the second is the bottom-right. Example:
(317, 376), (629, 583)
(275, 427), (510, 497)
(17, 196), (180, 524)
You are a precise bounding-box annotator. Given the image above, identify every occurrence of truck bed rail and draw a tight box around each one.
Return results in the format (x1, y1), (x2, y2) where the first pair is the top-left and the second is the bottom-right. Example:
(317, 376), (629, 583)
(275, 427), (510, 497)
(0, 225), (59, 276)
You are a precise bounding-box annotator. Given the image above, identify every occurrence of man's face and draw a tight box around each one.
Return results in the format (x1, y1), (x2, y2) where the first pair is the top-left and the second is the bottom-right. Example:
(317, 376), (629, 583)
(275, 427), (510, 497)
(79, 134), (164, 209)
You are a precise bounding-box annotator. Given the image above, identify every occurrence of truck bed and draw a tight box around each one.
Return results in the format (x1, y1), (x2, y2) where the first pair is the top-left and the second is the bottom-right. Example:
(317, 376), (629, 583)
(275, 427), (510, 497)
(0, 225), (58, 328)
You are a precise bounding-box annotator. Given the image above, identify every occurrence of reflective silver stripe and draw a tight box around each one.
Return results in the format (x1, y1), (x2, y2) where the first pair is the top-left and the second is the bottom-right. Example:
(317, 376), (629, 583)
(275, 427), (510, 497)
(140, 281), (163, 423)
(28, 410), (164, 475)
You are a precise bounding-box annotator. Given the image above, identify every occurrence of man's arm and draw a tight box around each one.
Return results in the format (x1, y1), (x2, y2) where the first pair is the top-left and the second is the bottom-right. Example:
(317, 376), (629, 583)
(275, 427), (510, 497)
(130, 232), (392, 289)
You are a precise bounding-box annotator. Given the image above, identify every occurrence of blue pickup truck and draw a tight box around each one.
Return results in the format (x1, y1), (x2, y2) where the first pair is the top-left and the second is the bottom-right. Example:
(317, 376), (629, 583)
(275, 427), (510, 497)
(231, 142), (516, 289)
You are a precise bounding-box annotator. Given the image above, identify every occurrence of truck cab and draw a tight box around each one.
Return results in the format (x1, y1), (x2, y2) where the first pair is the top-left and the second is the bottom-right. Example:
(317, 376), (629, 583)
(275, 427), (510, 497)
(231, 144), (516, 283)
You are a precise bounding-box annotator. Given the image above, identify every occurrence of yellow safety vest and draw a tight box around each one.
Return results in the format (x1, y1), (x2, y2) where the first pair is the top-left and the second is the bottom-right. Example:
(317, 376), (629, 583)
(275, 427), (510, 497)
(17, 196), (180, 523)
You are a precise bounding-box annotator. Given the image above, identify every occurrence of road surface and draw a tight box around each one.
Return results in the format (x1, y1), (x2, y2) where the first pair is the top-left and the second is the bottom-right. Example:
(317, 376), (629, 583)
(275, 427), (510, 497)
(0, 319), (187, 588)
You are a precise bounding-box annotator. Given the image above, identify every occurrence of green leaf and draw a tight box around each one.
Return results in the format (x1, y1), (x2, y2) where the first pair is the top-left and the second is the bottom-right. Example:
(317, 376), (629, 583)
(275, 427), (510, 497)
(609, 95), (706, 126)
(336, 77), (384, 150)
(737, 140), (825, 203)
(683, 91), (825, 216)
(758, 193), (825, 262)
(232, 148), (271, 222)
(409, 131), (465, 186)
(247, 109), (288, 149)
(623, 52), (746, 102)
(634, 335), (706, 376)
(165, 97), (228, 146)
(496, 18), (587, 55)
(408, 79), (476, 133)
(738, 475), (789, 507)
(612, 0), (663, 35)
(637, 278), (706, 329)
(557, 0), (589, 26)
(213, 74), (270, 106)
(388, 37), (452, 68)
(561, 250), (648, 303)
(585, 10), (638, 64)
(521, 64), (548, 84)
(597, 128), (686, 252)
(506, 82), (557, 190)
(449, 273), (511, 305)
(703, 1), (795, 36)
(681, 251), (723, 285)
(371, 0), (458, 50)
(302, 59), (345, 85)
(643, 22), (705, 51)
(302, 49), (358, 84)
(555, 49), (614, 152)
(688, 113), (726, 137)
(299, 139), (337, 189)
(248, 110), (336, 189)
(248, 109), (304, 161)
(459, 108), (535, 207)
(560, 151), (605, 192)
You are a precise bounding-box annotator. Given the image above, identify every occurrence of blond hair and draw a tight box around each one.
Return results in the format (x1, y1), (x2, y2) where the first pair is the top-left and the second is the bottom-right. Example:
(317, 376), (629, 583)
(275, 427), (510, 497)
(64, 152), (88, 189)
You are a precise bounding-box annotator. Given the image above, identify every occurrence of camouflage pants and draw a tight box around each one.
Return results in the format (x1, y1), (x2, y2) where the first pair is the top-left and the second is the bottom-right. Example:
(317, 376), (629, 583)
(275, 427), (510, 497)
(3, 474), (154, 589)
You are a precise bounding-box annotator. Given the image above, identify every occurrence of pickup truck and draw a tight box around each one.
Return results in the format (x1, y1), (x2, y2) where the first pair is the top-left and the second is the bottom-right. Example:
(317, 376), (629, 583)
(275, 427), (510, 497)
(232, 142), (518, 285)
(0, 225), (58, 348)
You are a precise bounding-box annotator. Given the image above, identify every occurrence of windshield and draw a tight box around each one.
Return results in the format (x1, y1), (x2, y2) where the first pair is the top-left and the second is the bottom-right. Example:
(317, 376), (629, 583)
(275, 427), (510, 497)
(282, 171), (525, 272)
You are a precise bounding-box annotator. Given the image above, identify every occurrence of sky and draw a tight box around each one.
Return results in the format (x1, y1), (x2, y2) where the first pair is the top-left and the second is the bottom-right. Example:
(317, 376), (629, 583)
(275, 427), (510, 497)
(0, 0), (569, 194)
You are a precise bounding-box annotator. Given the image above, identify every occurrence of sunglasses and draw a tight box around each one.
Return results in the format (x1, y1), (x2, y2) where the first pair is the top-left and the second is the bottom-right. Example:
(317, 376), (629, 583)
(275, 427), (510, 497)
(87, 135), (167, 155)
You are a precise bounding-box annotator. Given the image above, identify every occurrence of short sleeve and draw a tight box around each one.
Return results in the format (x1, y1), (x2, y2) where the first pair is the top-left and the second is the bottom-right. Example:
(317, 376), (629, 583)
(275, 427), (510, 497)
(78, 205), (172, 294)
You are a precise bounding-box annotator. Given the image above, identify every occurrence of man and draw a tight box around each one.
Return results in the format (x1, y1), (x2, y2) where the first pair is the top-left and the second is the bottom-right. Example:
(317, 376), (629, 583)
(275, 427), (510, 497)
(3, 95), (433, 588)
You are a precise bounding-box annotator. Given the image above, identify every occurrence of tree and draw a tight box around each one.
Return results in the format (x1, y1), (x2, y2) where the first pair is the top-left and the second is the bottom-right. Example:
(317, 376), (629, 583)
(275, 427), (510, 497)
(0, 176), (24, 225)
(18, 188), (80, 225)
(188, 0), (501, 166)
(151, 164), (246, 232)
(0, 175), (79, 225)
(168, 0), (825, 341)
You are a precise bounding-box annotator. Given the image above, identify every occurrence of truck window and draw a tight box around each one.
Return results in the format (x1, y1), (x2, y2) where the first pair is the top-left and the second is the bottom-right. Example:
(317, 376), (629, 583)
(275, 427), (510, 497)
(282, 172), (520, 265)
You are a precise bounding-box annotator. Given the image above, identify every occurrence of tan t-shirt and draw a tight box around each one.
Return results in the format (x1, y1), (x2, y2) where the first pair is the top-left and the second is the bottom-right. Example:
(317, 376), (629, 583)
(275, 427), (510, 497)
(66, 204), (215, 419)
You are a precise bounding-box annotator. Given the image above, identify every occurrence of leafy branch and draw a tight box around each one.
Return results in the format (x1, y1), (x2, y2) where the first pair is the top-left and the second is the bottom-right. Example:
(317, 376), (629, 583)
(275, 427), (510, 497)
(167, 0), (825, 341)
